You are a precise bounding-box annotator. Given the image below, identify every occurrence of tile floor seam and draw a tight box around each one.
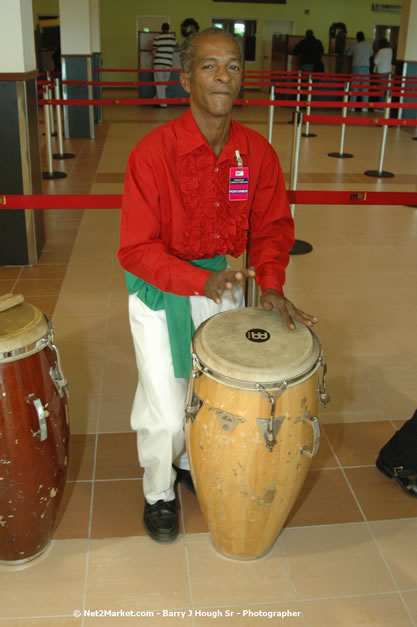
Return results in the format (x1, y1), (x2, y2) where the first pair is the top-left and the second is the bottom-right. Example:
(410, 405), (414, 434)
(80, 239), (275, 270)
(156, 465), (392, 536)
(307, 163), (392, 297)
(76, 162), (114, 621)
(277, 535), (304, 615)
(182, 520), (196, 626)
(365, 522), (417, 626)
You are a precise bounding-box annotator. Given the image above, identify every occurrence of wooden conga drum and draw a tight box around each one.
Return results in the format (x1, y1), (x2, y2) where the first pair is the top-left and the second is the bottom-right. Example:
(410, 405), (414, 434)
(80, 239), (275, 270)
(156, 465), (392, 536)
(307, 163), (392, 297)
(0, 294), (70, 564)
(185, 308), (329, 560)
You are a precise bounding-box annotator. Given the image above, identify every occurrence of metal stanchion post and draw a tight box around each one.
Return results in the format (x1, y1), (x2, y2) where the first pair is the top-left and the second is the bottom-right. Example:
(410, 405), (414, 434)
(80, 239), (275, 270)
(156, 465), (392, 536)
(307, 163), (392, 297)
(47, 74), (57, 138)
(364, 89), (394, 178)
(53, 78), (75, 160)
(42, 91), (67, 180)
(329, 81), (353, 158)
(289, 111), (312, 255)
(267, 85), (275, 144)
(398, 62), (407, 121)
(288, 71), (302, 124)
(302, 74), (317, 137)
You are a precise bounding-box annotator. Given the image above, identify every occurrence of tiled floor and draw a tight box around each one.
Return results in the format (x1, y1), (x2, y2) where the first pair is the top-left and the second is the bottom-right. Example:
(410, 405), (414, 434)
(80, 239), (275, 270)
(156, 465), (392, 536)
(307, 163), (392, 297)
(0, 89), (417, 625)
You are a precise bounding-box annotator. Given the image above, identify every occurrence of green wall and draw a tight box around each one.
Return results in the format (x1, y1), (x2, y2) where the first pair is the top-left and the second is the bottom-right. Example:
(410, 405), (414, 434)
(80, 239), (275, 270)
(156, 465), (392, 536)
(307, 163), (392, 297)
(33, 0), (401, 78)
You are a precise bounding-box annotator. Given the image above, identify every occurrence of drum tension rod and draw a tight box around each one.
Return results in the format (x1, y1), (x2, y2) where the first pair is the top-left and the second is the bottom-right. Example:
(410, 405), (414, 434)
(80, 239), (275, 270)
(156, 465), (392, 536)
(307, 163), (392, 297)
(318, 357), (330, 407)
(256, 382), (287, 452)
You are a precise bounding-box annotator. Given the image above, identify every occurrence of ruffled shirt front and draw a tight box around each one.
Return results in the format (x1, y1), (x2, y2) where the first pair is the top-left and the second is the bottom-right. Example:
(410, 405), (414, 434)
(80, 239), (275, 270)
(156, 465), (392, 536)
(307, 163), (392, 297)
(118, 108), (294, 296)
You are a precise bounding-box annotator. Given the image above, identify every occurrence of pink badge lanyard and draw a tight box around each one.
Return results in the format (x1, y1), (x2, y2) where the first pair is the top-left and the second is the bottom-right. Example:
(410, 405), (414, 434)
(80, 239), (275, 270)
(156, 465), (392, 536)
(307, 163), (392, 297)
(229, 150), (249, 201)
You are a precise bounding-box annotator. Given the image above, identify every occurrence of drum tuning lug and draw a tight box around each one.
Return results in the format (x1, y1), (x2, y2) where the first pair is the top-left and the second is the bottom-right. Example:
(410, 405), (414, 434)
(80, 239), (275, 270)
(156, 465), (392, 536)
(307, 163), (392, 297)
(300, 412), (320, 458)
(47, 324), (69, 398)
(318, 357), (330, 408)
(27, 394), (48, 441)
(257, 416), (285, 452)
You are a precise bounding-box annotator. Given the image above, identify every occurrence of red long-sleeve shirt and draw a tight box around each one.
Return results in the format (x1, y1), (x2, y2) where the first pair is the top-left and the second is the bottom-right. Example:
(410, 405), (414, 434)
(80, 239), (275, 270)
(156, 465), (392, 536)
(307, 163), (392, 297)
(118, 108), (294, 296)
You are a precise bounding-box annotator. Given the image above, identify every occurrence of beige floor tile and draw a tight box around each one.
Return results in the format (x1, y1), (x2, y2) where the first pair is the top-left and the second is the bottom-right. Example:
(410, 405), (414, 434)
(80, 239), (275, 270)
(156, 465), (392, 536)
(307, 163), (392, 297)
(95, 433), (142, 479)
(84, 615), (193, 626)
(310, 432), (338, 469)
(346, 467), (417, 521)
(285, 469), (363, 528)
(181, 490), (209, 534)
(86, 536), (190, 610)
(54, 481), (92, 539)
(194, 603), (303, 625)
(90, 479), (143, 538)
(68, 394), (101, 434)
(0, 620), (81, 625)
(401, 590), (417, 624)
(68, 434), (96, 480)
(323, 421), (396, 467)
(281, 523), (395, 600)
(186, 534), (296, 606)
(97, 395), (134, 433)
(0, 540), (88, 618)
(299, 593), (413, 626)
(13, 278), (63, 296)
(370, 519), (417, 589)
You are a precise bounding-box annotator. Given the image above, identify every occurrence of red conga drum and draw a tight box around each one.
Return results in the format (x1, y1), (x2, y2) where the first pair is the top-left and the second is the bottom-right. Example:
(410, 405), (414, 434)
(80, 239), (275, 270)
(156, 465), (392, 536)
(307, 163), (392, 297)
(185, 308), (329, 560)
(0, 294), (70, 564)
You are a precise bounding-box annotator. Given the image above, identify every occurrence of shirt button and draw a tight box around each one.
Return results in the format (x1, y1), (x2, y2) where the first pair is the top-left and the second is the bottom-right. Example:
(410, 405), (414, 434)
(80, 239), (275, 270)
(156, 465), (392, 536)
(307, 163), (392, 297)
(194, 291), (199, 295)
(215, 201), (219, 207)
(214, 234), (220, 239)
(214, 167), (219, 173)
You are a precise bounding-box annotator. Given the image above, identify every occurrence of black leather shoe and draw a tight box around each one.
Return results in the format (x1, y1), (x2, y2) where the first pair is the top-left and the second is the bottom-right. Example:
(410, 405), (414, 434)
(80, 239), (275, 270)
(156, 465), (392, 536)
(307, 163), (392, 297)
(143, 499), (178, 542)
(173, 465), (196, 494)
(376, 457), (417, 499)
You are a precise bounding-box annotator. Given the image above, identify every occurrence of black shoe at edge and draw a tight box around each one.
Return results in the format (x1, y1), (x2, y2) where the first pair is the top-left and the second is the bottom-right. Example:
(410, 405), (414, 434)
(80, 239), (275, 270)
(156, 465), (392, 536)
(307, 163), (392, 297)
(376, 456), (417, 499)
(143, 499), (178, 543)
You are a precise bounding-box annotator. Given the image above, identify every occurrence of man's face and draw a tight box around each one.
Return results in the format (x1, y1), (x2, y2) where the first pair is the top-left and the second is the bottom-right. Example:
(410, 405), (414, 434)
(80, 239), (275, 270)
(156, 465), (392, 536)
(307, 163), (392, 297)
(180, 34), (242, 118)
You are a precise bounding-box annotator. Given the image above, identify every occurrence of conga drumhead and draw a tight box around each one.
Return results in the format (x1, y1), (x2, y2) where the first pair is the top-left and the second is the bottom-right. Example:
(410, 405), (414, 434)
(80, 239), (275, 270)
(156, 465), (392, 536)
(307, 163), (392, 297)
(192, 307), (320, 388)
(0, 302), (48, 358)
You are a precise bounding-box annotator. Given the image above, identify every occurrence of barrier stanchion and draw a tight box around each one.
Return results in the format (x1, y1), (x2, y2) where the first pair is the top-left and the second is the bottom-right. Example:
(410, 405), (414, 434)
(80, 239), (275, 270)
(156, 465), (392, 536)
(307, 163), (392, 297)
(46, 75), (57, 138)
(302, 74), (317, 138)
(42, 91), (67, 180)
(267, 86), (275, 144)
(364, 90), (394, 178)
(289, 111), (312, 255)
(288, 71), (302, 124)
(398, 63), (407, 121)
(53, 79), (75, 160)
(328, 81), (353, 158)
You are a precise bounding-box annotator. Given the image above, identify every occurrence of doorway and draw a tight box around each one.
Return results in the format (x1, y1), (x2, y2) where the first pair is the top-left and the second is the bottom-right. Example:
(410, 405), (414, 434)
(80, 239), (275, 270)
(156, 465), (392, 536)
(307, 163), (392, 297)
(263, 19), (294, 73)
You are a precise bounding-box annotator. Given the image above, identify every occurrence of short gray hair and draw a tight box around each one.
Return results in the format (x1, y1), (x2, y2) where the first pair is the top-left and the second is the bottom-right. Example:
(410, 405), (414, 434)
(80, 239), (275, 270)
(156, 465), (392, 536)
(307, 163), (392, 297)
(180, 27), (242, 74)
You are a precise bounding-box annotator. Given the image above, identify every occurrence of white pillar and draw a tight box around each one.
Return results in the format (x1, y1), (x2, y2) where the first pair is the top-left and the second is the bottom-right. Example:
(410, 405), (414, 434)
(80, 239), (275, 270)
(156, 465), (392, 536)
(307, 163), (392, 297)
(0, 0), (36, 72)
(0, 0), (44, 265)
(59, 0), (95, 138)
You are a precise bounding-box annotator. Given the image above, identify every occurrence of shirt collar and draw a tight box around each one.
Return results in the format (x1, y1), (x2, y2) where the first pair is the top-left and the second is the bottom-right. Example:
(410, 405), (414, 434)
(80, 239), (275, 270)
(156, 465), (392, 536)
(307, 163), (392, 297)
(175, 108), (249, 163)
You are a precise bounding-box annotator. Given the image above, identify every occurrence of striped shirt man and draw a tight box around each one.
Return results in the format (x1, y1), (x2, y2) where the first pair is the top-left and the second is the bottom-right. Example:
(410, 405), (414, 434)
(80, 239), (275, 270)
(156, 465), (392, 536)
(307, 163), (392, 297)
(152, 31), (178, 68)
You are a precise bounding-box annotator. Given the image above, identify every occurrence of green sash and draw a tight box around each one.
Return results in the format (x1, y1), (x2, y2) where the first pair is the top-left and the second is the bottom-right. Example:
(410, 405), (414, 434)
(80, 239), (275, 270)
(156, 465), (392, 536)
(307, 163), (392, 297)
(125, 255), (227, 378)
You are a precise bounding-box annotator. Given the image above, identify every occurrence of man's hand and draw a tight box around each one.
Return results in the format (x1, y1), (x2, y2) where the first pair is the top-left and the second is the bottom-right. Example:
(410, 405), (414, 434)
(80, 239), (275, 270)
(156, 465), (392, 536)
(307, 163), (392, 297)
(204, 267), (256, 304)
(260, 288), (318, 330)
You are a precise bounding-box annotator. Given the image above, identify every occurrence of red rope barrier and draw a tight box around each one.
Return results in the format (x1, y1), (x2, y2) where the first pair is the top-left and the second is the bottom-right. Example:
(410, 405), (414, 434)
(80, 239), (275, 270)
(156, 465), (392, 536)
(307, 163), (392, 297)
(2, 192), (417, 209)
(304, 114), (417, 126)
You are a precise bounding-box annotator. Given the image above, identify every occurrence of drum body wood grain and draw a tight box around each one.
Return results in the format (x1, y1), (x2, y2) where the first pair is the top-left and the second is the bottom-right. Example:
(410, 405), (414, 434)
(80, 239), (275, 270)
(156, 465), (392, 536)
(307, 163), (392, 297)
(0, 302), (69, 564)
(185, 308), (328, 560)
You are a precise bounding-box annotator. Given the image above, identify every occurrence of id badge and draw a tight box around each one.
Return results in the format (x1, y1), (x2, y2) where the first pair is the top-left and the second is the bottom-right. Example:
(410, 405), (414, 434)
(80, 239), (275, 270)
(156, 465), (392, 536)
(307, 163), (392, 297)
(229, 167), (249, 201)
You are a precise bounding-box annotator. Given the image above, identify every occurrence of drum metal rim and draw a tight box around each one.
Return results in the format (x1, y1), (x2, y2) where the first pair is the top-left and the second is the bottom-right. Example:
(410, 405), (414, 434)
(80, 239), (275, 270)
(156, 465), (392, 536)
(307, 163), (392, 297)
(192, 351), (323, 391)
(0, 334), (49, 362)
(0, 314), (52, 363)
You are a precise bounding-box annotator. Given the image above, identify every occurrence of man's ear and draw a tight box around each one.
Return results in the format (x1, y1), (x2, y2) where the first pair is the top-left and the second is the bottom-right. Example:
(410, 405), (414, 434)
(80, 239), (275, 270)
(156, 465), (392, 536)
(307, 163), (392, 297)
(180, 72), (191, 94)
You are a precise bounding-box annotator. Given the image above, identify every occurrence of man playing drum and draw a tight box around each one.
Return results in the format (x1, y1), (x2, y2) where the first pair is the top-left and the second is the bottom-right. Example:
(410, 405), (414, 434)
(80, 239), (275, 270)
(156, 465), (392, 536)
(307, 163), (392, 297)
(118, 27), (318, 543)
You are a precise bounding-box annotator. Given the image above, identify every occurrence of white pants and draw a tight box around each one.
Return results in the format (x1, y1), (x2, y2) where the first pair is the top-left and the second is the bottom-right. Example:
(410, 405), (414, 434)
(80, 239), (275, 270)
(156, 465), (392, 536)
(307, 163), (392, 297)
(153, 66), (170, 101)
(129, 286), (244, 504)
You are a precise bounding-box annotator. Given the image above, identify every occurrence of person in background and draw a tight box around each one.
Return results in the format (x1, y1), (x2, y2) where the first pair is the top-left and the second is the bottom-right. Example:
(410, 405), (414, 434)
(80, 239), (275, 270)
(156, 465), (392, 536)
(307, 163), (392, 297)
(152, 22), (179, 108)
(376, 409), (417, 498)
(373, 38), (393, 107)
(293, 29), (324, 72)
(118, 28), (318, 544)
(346, 31), (373, 111)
